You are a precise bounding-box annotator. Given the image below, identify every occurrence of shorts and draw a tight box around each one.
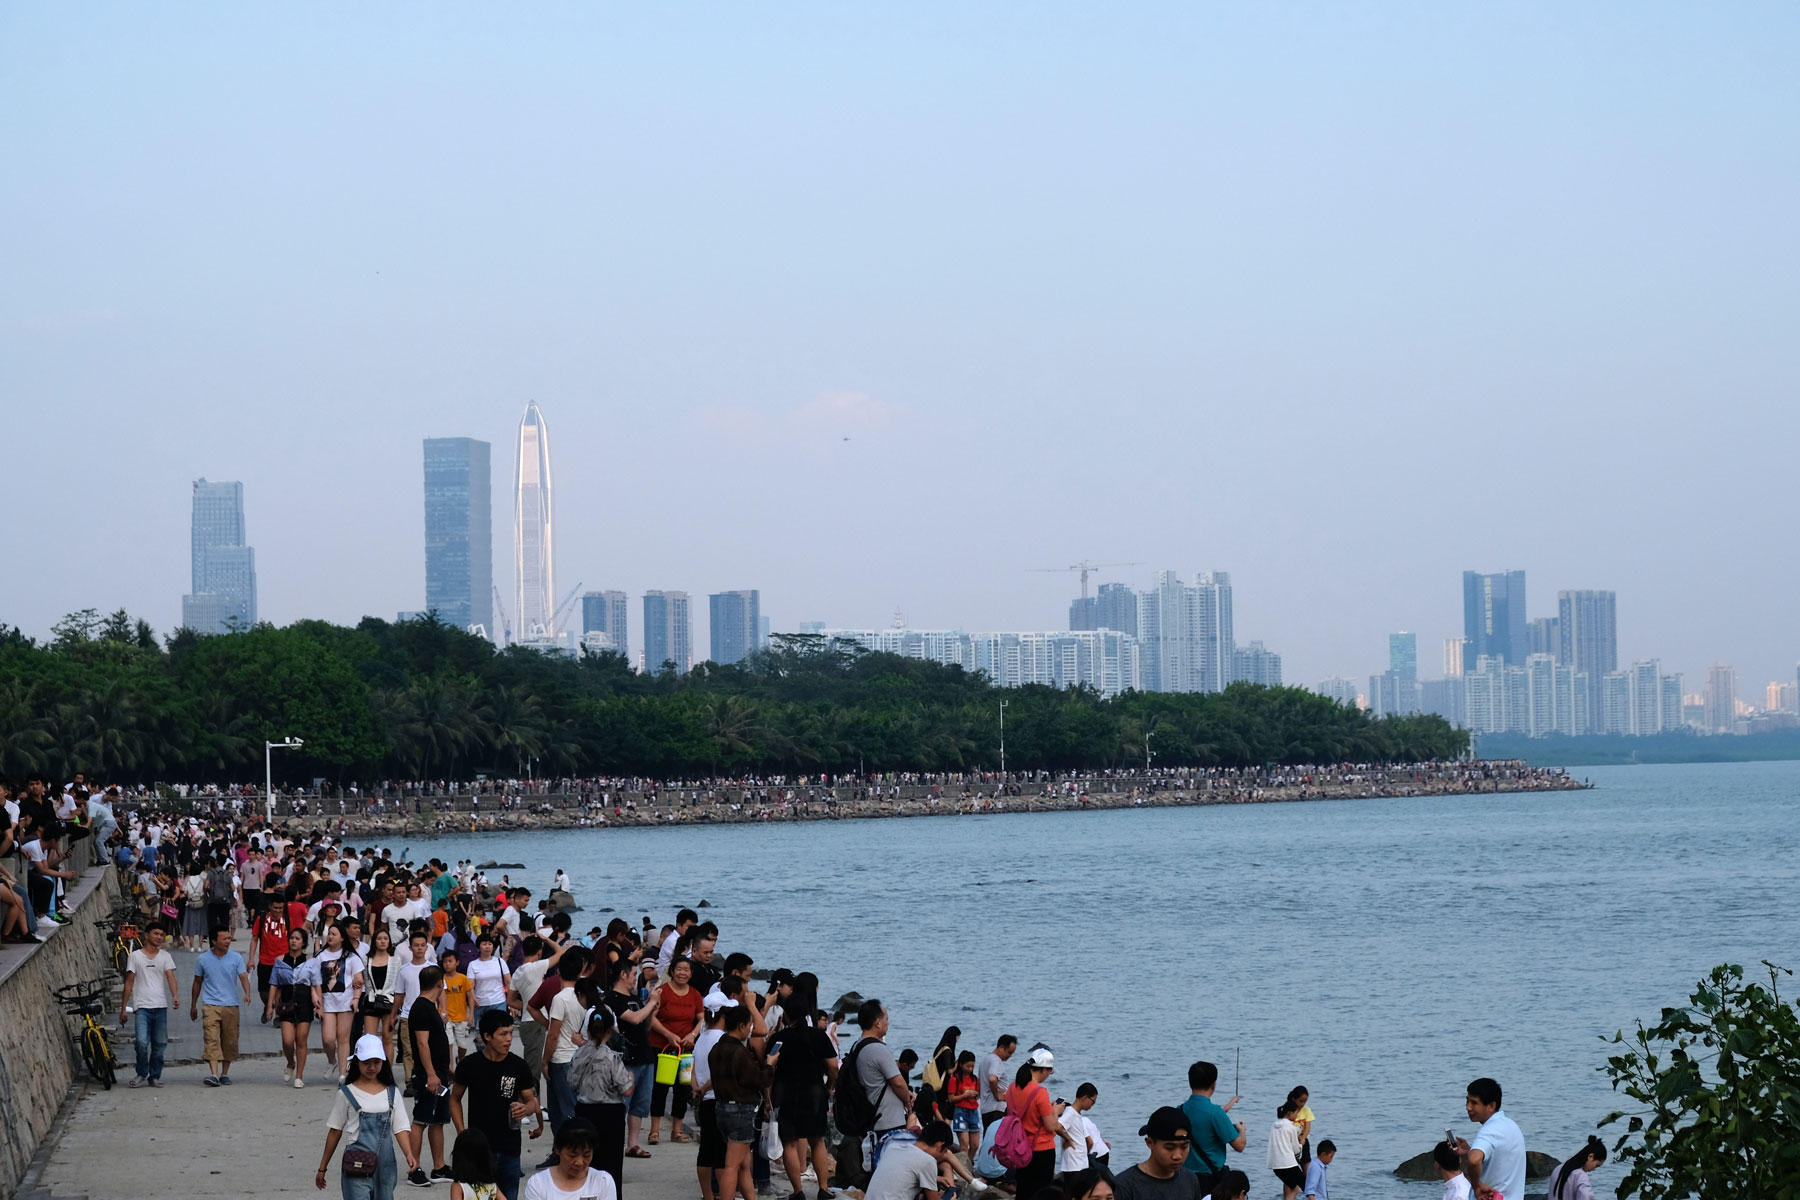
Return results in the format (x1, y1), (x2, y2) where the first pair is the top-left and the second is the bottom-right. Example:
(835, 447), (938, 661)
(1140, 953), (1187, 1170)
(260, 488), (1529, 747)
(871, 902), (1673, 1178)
(951, 1107), (981, 1134)
(695, 1098), (728, 1168)
(716, 1100), (758, 1144)
(201, 1005), (240, 1062)
(411, 1083), (451, 1125)
(1273, 1166), (1304, 1189)
(449, 1020), (476, 1055)
(626, 1061), (654, 1119)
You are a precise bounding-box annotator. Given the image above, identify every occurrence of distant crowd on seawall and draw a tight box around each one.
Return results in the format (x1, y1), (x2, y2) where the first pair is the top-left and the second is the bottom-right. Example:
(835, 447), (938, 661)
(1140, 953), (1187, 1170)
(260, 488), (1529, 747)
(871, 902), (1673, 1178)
(123, 763), (1587, 835)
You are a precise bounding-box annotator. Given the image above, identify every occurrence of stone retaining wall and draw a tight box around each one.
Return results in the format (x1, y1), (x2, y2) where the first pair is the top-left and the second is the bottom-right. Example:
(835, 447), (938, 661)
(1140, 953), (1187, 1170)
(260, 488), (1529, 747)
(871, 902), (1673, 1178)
(0, 867), (120, 1199)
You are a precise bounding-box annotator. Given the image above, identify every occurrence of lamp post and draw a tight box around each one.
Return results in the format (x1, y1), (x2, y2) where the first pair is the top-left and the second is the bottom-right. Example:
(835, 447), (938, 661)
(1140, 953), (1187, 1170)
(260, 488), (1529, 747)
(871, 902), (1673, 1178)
(1146, 728), (1155, 770)
(999, 700), (1009, 779)
(266, 737), (303, 820)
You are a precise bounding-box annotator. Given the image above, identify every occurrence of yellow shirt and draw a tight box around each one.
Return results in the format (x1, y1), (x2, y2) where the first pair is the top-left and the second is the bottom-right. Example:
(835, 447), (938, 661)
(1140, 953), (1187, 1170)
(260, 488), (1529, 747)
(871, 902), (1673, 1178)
(442, 972), (473, 1023)
(1296, 1105), (1316, 1135)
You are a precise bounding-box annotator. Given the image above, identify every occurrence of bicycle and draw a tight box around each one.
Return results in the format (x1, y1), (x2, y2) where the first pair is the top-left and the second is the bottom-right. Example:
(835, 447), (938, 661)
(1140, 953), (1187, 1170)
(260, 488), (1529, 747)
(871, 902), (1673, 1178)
(104, 918), (142, 976)
(54, 979), (118, 1089)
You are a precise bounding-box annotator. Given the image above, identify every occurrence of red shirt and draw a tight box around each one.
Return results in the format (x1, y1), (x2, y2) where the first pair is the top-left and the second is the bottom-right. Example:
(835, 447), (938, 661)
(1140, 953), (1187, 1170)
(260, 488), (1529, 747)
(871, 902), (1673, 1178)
(654, 983), (704, 1051)
(254, 911), (291, 967)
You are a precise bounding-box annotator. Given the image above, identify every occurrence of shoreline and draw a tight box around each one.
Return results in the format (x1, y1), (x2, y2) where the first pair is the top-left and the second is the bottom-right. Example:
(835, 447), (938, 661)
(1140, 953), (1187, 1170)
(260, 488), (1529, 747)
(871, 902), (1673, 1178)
(261, 767), (1589, 839)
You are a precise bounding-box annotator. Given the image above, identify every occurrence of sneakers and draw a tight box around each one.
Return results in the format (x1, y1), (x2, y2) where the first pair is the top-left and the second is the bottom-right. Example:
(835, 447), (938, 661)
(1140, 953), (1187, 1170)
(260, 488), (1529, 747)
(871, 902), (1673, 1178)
(430, 1167), (454, 1183)
(203, 1075), (220, 1087)
(406, 1168), (432, 1187)
(294, 1077), (306, 1089)
(970, 1180), (990, 1192)
(284, 1065), (294, 1083)
(219, 1075), (233, 1085)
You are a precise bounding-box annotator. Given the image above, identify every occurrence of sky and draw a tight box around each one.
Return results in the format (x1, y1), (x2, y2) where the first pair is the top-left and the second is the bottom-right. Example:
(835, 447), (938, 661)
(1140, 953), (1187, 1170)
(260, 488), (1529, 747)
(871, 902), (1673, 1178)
(4, 5), (1798, 692)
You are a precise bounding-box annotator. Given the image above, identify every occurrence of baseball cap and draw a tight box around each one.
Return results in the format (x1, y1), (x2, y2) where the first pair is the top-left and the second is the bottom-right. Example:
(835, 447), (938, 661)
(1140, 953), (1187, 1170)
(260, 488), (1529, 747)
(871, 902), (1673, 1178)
(703, 986), (738, 1012)
(1026, 1048), (1055, 1070)
(1139, 1106), (1192, 1141)
(353, 1034), (386, 1062)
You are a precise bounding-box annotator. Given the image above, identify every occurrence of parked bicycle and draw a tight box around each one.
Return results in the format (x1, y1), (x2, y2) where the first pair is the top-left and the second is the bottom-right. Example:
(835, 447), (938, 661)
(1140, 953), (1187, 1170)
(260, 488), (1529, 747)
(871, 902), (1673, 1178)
(54, 979), (118, 1089)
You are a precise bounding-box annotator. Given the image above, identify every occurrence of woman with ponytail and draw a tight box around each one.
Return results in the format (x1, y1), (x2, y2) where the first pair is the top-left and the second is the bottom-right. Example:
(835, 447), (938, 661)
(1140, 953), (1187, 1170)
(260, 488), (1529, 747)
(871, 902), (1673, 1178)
(1548, 1136), (1606, 1200)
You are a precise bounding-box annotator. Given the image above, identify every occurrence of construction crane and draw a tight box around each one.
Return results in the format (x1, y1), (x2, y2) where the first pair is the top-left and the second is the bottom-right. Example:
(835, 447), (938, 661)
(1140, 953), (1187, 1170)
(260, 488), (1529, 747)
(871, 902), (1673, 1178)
(550, 581), (584, 637)
(491, 585), (512, 646)
(1026, 561), (1143, 599)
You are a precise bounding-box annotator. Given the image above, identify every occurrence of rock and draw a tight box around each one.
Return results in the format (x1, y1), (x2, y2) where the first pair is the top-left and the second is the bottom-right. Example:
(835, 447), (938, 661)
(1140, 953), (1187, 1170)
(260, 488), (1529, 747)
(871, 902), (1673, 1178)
(749, 967), (772, 981)
(1395, 1149), (1561, 1181)
(832, 990), (865, 1016)
(475, 860), (526, 869)
(548, 888), (580, 914)
(698, 899), (711, 907)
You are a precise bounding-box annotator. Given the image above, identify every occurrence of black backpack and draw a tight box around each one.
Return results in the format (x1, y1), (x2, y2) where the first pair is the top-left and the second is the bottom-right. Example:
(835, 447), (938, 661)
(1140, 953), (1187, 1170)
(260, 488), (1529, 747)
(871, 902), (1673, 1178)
(206, 867), (233, 903)
(833, 1037), (882, 1138)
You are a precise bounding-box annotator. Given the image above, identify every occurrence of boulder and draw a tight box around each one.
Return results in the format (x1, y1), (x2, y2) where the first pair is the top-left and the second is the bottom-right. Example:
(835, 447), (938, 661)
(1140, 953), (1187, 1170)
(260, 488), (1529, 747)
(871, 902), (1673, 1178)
(548, 888), (580, 914)
(1394, 1149), (1562, 1181)
(832, 990), (865, 1016)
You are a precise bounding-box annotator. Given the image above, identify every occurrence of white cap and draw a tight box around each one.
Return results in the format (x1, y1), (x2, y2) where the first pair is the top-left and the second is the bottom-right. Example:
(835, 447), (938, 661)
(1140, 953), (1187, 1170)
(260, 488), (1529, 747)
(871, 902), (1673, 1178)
(702, 985), (738, 1012)
(353, 1034), (387, 1062)
(1026, 1048), (1055, 1070)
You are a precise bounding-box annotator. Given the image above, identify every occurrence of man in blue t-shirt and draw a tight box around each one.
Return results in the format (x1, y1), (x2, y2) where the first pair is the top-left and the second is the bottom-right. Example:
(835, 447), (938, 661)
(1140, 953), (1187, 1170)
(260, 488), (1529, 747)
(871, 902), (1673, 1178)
(1178, 1061), (1246, 1193)
(1456, 1077), (1524, 1200)
(189, 926), (250, 1087)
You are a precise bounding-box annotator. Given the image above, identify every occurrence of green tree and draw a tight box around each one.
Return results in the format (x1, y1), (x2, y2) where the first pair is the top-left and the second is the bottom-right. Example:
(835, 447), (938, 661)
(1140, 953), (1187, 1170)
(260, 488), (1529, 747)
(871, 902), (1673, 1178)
(1600, 961), (1800, 1198)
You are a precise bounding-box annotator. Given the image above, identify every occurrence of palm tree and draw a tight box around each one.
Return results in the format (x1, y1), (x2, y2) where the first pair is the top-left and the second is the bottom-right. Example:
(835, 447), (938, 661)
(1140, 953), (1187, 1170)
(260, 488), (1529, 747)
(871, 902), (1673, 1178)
(71, 676), (155, 777)
(480, 685), (549, 777)
(379, 674), (480, 777)
(0, 678), (54, 775)
(701, 695), (761, 774)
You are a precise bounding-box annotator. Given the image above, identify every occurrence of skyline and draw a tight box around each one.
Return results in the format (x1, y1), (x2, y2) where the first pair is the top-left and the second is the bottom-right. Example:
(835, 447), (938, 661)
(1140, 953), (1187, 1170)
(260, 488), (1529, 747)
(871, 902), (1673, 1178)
(5, 7), (1799, 687)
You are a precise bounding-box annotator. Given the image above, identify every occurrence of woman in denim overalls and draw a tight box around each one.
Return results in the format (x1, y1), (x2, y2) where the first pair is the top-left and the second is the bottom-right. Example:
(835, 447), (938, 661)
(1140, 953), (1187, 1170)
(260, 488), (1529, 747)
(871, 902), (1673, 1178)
(316, 1035), (420, 1198)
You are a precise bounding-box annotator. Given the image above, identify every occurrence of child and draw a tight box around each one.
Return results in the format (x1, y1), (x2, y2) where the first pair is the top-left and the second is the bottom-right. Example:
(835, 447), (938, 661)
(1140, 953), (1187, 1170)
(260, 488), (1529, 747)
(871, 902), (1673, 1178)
(945, 1051), (982, 1159)
(1433, 1139), (1471, 1200)
(1269, 1099), (1304, 1200)
(1066, 1083), (1105, 1168)
(1304, 1139), (1335, 1200)
(440, 949), (474, 1065)
(449, 1127), (501, 1200)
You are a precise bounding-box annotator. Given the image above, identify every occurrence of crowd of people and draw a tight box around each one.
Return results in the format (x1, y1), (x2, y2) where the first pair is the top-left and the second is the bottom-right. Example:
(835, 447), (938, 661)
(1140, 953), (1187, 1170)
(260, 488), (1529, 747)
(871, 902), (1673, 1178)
(6, 777), (1609, 1200)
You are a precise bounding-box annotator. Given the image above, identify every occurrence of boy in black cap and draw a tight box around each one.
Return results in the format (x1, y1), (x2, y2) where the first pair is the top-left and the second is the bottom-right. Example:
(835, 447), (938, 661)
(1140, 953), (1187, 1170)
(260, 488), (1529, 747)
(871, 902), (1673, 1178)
(1113, 1107), (1200, 1200)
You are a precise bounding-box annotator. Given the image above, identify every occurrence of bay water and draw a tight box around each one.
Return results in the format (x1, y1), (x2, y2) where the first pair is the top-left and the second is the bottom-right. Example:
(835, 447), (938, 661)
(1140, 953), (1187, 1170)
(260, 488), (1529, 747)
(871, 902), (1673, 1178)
(405, 760), (1800, 1199)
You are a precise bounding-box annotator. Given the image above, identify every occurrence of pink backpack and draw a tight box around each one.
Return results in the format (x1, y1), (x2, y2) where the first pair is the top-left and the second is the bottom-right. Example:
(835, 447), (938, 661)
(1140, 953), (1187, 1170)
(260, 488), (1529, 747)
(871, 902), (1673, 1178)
(992, 1085), (1040, 1169)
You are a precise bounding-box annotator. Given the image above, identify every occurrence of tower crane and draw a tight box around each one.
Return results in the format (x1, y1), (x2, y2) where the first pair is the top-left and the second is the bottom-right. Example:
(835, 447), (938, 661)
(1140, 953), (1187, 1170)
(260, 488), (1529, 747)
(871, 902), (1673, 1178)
(550, 581), (584, 637)
(1026, 560), (1143, 599)
(491, 585), (512, 646)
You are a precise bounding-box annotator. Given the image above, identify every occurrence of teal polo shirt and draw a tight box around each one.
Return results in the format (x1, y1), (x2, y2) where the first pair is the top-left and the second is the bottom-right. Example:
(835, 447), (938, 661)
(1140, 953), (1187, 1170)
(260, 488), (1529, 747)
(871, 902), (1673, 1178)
(1180, 1093), (1239, 1176)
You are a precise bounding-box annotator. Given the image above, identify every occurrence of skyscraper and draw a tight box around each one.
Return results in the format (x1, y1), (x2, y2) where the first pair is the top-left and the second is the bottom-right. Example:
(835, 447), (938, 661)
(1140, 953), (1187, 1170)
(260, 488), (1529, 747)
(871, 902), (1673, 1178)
(1462, 570), (1528, 665)
(1094, 582), (1138, 638)
(709, 590), (762, 665)
(1068, 595), (1098, 631)
(581, 590), (629, 658)
(513, 403), (555, 638)
(423, 438), (492, 636)
(643, 590), (692, 674)
(1706, 664), (1737, 733)
(1390, 632), (1417, 680)
(182, 479), (257, 634)
(1232, 641), (1282, 686)
(1558, 590), (1617, 733)
(1444, 637), (1467, 678)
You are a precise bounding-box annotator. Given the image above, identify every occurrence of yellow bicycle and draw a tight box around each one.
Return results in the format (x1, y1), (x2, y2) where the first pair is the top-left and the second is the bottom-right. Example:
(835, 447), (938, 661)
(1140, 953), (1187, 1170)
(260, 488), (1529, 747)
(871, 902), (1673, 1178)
(54, 979), (118, 1089)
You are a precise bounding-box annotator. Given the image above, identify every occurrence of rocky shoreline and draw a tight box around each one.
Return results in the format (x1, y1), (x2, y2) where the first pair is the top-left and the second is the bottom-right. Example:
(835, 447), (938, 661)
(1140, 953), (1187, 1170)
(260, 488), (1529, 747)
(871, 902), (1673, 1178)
(264, 767), (1589, 840)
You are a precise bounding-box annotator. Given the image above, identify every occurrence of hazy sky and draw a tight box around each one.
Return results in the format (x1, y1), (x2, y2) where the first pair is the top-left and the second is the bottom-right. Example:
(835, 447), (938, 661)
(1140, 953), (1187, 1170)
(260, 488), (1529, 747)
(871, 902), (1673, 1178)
(5, 5), (1798, 692)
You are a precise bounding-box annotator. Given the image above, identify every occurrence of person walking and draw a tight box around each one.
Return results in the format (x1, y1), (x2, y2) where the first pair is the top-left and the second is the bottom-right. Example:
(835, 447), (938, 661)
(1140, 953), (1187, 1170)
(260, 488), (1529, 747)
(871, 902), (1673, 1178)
(450, 1010), (544, 1200)
(522, 1120), (617, 1200)
(468, 934), (512, 1031)
(1453, 1077), (1524, 1200)
(315, 922), (367, 1081)
(316, 1033), (421, 1198)
(1178, 1061), (1246, 1197)
(268, 927), (317, 1087)
(571, 1007), (635, 1197)
(361, 927), (402, 1062)
(542, 947), (593, 1141)
(120, 922), (177, 1088)
(408, 965), (455, 1186)
(190, 925), (250, 1087)
(1004, 1049), (1066, 1200)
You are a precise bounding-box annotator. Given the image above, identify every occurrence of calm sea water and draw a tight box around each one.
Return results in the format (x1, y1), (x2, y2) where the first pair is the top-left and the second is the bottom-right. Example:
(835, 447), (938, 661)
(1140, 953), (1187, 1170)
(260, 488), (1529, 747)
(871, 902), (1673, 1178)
(403, 761), (1800, 1200)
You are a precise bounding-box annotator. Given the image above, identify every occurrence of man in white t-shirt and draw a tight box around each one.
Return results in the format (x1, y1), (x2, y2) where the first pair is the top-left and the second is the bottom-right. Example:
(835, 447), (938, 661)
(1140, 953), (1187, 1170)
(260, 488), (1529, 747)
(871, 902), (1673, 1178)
(1434, 1141), (1472, 1200)
(394, 932), (436, 1080)
(657, 908), (699, 975)
(866, 1122), (956, 1200)
(541, 945), (593, 1163)
(120, 924), (179, 1086)
(508, 937), (560, 1081)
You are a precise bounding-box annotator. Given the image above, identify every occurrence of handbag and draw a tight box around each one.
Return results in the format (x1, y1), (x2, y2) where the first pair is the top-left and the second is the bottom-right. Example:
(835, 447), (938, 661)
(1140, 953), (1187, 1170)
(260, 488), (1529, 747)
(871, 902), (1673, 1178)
(340, 1148), (378, 1178)
(160, 902), (180, 922)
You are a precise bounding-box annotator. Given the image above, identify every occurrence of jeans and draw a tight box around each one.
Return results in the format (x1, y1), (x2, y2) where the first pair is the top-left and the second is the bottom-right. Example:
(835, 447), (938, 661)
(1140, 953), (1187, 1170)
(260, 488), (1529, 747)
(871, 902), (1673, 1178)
(546, 1060), (575, 1132)
(495, 1151), (523, 1200)
(11, 882), (35, 929)
(134, 1005), (169, 1080)
(626, 1061), (654, 1119)
(473, 1003), (506, 1034)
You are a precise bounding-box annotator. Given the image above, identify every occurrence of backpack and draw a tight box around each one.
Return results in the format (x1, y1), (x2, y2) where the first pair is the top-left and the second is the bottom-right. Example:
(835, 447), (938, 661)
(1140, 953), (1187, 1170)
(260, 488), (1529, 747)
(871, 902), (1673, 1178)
(992, 1085), (1039, 1169)
(207, 868), (233, 903)
(833, 1037), (882, 1139)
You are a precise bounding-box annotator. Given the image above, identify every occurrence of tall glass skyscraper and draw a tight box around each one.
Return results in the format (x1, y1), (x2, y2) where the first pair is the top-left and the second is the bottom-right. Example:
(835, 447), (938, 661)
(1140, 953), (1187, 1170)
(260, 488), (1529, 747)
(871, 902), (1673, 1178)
(1462, 569), (1528, 665)
(709, 590), (762, 665)
(424, 438), (492, 636)
(513, 403), (555, 637)
(582, 590), (629, 656)
(182, 479), (257, 633)
(1557, 589), (1617, 733)
(643, 590), (692, 674)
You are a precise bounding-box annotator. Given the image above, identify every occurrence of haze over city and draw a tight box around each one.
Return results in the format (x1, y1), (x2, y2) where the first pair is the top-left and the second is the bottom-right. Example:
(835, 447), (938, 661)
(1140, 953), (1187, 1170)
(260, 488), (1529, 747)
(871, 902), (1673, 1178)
(4, 5), (1798, 688)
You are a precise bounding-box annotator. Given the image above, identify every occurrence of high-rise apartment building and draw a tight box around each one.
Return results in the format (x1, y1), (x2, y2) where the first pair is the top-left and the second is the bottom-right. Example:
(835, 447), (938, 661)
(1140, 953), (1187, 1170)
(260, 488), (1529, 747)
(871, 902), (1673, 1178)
(581, 590), (629, 659)
(1389, 632), (1418, 680)
(1528, 616), (1561, 660)
(1316, 677), (1360, 708)
(1463, 570), (1528, 666)
(1706, 664), (1737, 733)
(1068, 596), (1097, 631)
(182, 479), (257, 634)
(1444, 637), (1467, 678)
(1558, 590), (1617, 733)
(1233, 642), (1282, 686)
(643, 590), (692, 674)
(423, 438), (492, 636)
(513, 403), (555, 638)
(709, 590), (762, 666)
(1136, 570), (1235, 694)
(1094, 582), (1139, 639)
(1661, 673), (1685, 730)
(1526, 654), (1557, 737)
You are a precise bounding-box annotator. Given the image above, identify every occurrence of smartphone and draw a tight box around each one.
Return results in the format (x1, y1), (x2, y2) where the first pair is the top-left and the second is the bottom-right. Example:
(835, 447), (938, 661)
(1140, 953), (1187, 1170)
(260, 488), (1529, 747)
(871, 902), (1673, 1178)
(1445, 1128), (1457, 1146)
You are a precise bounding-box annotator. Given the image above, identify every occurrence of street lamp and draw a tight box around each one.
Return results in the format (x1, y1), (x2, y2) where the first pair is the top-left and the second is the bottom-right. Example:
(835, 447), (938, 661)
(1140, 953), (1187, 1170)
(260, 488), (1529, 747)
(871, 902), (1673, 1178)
(999, 700), (1009, 779)
(1145, 728), (1155, 770)
(266, 737), (304, 820)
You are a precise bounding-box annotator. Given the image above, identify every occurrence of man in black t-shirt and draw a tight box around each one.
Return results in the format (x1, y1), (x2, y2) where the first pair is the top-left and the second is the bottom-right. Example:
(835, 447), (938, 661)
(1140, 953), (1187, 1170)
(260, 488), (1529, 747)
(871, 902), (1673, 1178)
(450, 1009), (542, 1200)
(1113, 1107), (1201, 1200)
(770, 1007), (839, 1193)
(408, 966), (453, 1185)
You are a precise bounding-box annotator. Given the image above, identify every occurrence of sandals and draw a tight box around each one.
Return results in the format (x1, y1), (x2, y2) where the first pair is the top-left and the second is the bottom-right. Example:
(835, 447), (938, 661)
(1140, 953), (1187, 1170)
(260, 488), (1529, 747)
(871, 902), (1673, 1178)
(671, 1130), (690, 1143)
(648, 1131), (660, 1146)
(626, 1147), (653, 1159)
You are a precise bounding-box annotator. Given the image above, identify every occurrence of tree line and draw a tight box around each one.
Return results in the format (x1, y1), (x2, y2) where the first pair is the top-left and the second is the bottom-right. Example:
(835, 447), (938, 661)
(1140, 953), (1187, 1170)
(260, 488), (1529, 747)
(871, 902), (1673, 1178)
(0, 609), (1469, 783)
